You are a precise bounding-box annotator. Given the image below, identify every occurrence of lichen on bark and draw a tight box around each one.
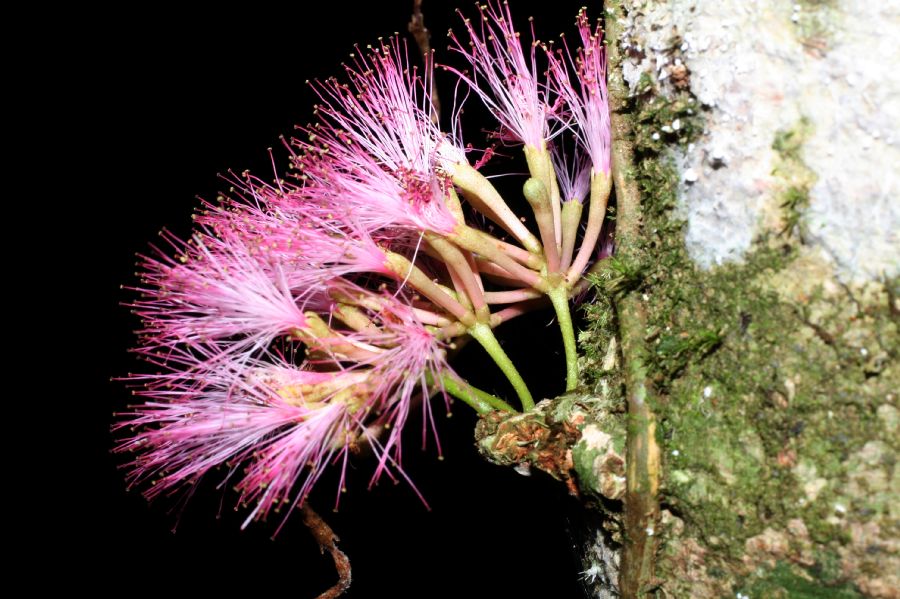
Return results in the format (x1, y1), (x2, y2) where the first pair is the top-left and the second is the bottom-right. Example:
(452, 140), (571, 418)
(602, 1), (899, 596)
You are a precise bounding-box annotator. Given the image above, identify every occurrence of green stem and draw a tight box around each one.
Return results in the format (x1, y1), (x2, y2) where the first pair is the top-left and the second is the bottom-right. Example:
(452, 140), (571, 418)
(548, 285), (578, 391)
(467, 322), (534, 411)
(440, 373), (516, 414)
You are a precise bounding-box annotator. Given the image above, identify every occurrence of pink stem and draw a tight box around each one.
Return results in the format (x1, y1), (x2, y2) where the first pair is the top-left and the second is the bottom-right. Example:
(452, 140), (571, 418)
(452, 226), (546, 291)
(484, 288), (543, 304)
(412, 307), (453, 327)
(426, 233), (488, 317)
(474, 259), (532, 287)
(489, 298), (549, 327)
(567, 172), (611, 285)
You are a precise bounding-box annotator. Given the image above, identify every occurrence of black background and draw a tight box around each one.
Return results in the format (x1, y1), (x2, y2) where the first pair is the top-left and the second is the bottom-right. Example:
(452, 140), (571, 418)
(86, 1), (595, 596)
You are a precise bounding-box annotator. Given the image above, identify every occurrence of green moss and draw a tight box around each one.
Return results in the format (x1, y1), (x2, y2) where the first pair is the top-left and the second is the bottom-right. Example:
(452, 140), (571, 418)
(586, 77), (899, 596)
(579, 285), (622, 394)
(772, 117), (812, 160)
(772, 118), (817, 236)
(586, 255), (646, 298)
(644, 216), (899, 582)
(792, 0), (839, 55)
(633, 94), (703, 157)
(635, 71), (654, 95)
(653, 329), (721, 379)
(739, 562), (862, 599)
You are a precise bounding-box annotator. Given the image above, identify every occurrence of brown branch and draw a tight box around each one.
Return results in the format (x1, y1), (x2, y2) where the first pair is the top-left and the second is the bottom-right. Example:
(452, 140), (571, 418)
(302, 505), (351, 599)
(408, 0), (441, 124)
(605, 1), (662, 596)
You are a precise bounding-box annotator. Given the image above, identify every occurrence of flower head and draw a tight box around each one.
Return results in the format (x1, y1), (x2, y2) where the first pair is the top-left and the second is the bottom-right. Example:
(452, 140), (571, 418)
(121, 255), (455, 526)
(294, 37), (464, 236)
(118, 4), (613, 535)
(447, 0), (559, 148)
(131, 227), (311, 366)
(117, 357), (366, 529)
(548, 9), (611, 175)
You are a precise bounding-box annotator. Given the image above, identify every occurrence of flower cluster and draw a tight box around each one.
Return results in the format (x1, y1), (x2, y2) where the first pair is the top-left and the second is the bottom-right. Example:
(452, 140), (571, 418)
(117, 2), (611, 530)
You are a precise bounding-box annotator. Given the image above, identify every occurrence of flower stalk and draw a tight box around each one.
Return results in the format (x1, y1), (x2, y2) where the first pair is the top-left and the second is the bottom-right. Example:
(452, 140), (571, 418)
(438, 373), (515, 414)
(547, 284), (579, 391)
(467, 322), (534, 411)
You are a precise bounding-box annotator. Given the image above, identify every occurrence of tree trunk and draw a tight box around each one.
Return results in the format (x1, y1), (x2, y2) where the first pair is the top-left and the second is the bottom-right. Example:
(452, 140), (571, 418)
(480, 1), (898, 596)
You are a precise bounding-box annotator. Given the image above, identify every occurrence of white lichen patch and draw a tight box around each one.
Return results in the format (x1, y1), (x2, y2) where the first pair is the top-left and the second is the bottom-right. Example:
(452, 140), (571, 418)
(579, 424), (627, 501)
(619, 0), (900, 281)
(581, 423), (614, 449)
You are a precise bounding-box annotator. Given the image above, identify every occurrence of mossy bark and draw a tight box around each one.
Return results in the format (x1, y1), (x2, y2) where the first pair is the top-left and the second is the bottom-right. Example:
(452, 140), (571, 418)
(479, 1), (898, 596)
(606, 5), (662, 595)
(596, 2), (898, 597)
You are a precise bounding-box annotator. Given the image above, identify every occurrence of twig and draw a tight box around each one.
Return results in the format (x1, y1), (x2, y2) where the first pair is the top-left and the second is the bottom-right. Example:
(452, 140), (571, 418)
(408, 0), (441, 124)
(605, 2), (662, 596)
(302, 505), (352, 599)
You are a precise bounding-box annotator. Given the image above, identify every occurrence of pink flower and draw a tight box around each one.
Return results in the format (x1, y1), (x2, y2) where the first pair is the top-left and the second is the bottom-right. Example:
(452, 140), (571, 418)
(131, 227), (310, 363)
(447, 0), (558, 148)
(195, 179), (403, 287)
(346, 289), (454, 474)
(552, 143), (591, 204)
(117, 358), (366, 528)
(295, 38), (464, 235)
(121, 278), (454, 526)
(548, 9), (611, 175)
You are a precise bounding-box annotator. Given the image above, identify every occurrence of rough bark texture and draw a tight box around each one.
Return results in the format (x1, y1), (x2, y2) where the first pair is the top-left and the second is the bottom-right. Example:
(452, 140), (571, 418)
(605, 1), (899, 597)
(606, 5), (662, 595)
(481, 1), (898, 596)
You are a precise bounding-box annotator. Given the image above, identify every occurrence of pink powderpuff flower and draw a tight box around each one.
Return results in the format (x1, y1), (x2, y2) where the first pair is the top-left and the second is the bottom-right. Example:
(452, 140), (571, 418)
(131, 227), (310, 363)
(548, 9), (611, 175)
(193, 179), (411, 290)
(552, 142), (591, 204)
(122, 198), (457, 526)
(447, 0), (559, 148)
(120, 281), (456, 527)
(296, 144), (458, 236)
(338, 286), (455, 476)
(189, 175), (469, 336)
(310, 37), (465, 172)
(295, 37), (465, 236)
(117, 358), (368, 529)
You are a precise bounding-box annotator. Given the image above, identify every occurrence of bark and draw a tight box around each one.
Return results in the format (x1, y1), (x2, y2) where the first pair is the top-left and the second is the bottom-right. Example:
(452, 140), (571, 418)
(480, 1), (898, 596)
(606, 5), (661, 594)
